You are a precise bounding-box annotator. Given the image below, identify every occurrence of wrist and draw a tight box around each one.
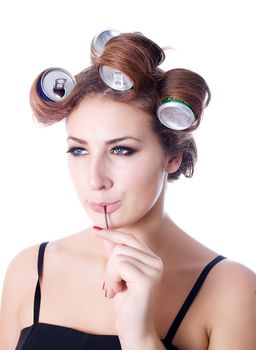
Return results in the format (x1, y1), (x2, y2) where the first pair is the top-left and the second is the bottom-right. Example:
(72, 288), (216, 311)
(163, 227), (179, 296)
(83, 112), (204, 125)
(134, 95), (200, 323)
(119, 329), (166, 350)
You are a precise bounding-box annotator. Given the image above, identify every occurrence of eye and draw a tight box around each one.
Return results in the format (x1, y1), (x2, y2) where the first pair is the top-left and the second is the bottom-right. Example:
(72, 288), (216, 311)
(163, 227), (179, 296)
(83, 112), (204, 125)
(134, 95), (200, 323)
(66, 145), (136, 157)
(66, 146), (87, 156)
(111, 145), (135, 156)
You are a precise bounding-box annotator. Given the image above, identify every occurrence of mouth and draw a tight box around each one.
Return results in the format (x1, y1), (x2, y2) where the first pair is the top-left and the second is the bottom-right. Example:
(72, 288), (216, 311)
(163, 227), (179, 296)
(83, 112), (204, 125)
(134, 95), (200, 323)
(89, 201), (121, 214)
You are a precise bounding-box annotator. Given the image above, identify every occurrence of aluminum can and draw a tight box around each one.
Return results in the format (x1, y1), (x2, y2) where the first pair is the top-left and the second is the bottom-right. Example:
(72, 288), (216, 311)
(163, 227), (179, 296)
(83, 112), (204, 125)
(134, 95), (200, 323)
(38, 67), (77, 102)
(157, 99), (195, 130)
(99, 65), (133, 91)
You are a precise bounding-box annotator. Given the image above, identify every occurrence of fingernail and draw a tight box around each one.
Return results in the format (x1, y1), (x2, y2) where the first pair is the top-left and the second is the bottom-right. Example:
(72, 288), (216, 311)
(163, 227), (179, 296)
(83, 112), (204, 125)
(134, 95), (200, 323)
(93, 226), (104, 231)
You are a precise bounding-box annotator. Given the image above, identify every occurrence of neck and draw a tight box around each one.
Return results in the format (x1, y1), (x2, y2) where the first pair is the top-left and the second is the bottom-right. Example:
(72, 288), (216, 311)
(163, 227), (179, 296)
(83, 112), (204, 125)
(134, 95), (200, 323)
(114, 187), (175, 255)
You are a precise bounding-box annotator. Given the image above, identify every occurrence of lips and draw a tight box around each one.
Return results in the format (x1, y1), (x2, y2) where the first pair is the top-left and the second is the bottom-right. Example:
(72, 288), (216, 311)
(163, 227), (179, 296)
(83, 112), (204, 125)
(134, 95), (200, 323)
(89, 201), (121, 214)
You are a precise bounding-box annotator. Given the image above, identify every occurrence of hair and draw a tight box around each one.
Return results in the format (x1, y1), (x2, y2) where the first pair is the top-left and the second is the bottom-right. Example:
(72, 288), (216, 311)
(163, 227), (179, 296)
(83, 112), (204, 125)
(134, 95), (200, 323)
(30, 32), (211, 181)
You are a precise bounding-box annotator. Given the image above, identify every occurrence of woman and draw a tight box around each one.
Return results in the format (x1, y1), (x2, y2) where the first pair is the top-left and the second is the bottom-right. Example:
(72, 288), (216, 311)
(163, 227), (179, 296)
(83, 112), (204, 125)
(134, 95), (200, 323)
(0, 30), (255, 350)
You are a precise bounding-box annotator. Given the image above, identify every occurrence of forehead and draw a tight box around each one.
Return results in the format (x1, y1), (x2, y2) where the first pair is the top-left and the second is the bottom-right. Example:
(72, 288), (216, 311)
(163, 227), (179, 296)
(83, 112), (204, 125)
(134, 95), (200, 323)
(66, 96), (153, 135)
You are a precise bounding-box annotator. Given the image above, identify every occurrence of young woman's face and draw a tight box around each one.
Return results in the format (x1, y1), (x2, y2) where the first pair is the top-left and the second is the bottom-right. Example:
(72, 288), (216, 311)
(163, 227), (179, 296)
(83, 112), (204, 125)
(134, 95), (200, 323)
(66, 96), (178, 229)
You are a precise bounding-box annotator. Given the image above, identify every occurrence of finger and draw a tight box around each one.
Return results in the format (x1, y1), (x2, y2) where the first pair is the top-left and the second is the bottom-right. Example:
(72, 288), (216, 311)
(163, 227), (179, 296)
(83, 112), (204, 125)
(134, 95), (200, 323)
(111, 244), (162, 270)
(105, 257), (145, 298)
(92, 228), (116, 256)
(94, 229), (155, 256)
(105, 279), (126, 298)
(105, 255), (163, 298)
(103, 239), (115, 257)
(112, 255), (162, 283)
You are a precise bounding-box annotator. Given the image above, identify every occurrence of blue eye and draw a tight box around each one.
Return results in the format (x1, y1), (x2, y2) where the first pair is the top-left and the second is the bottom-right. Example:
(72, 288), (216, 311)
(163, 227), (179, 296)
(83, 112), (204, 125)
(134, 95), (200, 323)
(66, 145), (135, 157)
(66, 147), (86, 156)
(111, 146), (135, 156)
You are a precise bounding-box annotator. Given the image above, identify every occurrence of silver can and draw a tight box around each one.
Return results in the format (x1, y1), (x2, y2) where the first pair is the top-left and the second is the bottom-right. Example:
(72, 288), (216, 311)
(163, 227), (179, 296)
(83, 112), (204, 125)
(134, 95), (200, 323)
(38, 67), (77, 103)
(91, 29), (121, 58)
(99, 65), (133, 91)
(157, 99), (195, 130)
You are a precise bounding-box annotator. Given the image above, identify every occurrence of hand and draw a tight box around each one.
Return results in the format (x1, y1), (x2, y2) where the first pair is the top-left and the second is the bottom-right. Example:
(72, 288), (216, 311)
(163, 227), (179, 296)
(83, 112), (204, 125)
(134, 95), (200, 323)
(93, 228), (164, 343)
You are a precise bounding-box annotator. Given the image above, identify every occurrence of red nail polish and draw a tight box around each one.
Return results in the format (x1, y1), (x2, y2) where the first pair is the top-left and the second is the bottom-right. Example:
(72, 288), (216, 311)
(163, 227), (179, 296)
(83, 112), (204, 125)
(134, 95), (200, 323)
(93, 226), (103, 231)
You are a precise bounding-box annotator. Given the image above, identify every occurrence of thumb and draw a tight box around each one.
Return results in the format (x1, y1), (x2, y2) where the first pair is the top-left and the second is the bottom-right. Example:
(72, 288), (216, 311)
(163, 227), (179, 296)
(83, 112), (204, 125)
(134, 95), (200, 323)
(103, 239), (115, 257)
(92, 226), (115, 257)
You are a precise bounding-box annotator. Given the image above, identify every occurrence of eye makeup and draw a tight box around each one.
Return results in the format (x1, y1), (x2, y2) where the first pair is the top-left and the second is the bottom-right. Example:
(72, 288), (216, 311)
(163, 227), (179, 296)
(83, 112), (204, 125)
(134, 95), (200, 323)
(66, 145), (136, 157)
(111, 145), (136, 156)
(66, 146), (86, 156)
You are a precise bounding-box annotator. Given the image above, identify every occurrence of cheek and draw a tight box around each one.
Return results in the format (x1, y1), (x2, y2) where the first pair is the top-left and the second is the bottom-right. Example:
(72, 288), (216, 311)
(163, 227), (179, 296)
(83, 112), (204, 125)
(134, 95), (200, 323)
(119, 158), (165, 196)
(67, 155), (166, 203)
(67, 159), (87, 197)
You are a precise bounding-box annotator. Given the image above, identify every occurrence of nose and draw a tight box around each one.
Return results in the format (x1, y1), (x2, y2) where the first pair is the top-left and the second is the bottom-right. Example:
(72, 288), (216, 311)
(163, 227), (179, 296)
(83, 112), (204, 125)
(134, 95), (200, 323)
(87, 156), (113, 191)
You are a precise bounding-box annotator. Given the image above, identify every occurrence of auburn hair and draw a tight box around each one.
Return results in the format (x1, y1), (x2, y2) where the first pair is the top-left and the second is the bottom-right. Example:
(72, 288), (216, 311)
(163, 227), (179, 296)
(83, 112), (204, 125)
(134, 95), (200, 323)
(30, 32), (211, 180)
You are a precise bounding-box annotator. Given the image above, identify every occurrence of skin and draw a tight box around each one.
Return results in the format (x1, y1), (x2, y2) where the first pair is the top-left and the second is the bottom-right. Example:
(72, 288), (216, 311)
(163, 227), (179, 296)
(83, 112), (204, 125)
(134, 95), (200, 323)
(0, 95), (255, 350)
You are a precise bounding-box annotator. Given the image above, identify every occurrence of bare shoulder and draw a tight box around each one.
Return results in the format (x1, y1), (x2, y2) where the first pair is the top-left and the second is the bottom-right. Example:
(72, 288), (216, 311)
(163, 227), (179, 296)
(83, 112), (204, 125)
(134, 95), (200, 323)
(205, 258), (256, 298)
(1, 244), (40, 305)
(2, 244), (40, 288)
(203, 259), (256, 349)
(0, 244), (41, 349)
(0, 229), (88, 313)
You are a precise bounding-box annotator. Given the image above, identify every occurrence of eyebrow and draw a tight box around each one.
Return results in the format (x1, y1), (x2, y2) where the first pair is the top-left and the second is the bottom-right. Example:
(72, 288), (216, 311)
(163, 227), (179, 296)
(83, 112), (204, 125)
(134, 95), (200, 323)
(66, 136), (142, 145)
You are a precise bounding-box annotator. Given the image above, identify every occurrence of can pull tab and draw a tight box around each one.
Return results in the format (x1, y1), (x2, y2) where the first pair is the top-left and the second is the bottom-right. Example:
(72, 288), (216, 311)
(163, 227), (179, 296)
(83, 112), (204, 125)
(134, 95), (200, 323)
(113, 71), (123, 89)
(37, 67), (77, 103)
(53, 78), (67, 98)
(104, 206), (109, 229)
(98, 65), (133, 91)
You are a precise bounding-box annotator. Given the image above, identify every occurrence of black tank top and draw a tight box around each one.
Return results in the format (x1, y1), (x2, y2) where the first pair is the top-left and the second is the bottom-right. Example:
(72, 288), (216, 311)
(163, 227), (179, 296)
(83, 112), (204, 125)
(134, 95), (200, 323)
(15, 242), (226, 350)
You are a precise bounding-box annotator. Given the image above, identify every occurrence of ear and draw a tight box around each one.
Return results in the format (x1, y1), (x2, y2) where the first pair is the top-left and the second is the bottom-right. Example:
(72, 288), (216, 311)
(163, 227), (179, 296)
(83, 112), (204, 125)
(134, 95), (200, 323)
(164, 153), (183, 174)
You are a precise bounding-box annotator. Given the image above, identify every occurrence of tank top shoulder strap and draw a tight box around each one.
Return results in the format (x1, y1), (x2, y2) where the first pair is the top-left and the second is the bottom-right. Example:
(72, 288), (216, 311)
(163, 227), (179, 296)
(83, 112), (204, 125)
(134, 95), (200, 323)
(163, 255), (226, 345)
(33, 241), (49, 324)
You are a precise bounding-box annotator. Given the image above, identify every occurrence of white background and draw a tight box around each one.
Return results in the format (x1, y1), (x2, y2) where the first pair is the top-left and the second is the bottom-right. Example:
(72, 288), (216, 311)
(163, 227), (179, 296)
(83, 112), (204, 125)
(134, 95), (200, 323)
(0, 0), (255, 294)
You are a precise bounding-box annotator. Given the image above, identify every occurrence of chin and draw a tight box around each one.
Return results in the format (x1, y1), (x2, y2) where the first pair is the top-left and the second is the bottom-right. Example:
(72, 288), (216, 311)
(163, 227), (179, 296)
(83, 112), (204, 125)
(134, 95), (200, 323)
(107, 215), (143, 230)
(85, 204), (147, 230)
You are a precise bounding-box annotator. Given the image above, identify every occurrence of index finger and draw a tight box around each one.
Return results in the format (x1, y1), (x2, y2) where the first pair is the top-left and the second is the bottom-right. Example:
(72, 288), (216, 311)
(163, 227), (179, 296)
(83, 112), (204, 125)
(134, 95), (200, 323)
(93, 228), (156, 256)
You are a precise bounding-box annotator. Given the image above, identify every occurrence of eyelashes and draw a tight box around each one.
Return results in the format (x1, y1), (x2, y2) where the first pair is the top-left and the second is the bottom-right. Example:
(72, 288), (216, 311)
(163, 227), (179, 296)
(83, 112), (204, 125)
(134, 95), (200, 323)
(66, 145), (136, 157)
(111, 145), (135, 156)
(66, 147), (86, 156)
